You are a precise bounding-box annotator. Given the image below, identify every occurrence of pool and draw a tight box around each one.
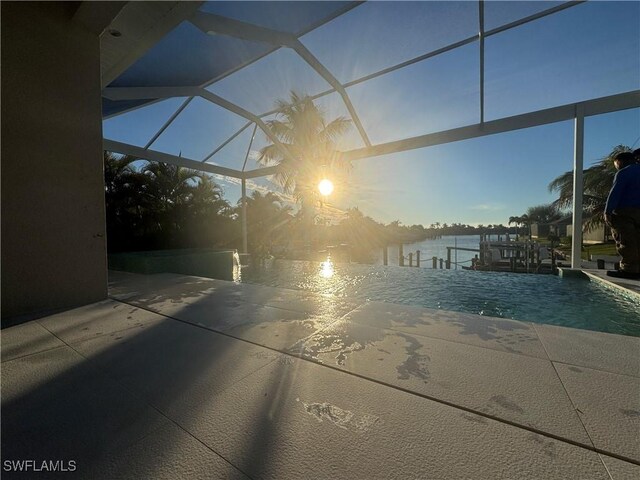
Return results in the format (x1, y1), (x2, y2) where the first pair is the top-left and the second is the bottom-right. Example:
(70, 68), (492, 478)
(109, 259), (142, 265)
(238, 258), (640, 337)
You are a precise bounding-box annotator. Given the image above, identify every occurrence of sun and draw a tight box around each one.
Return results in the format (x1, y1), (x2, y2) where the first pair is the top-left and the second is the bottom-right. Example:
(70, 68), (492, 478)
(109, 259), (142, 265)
(318, 179), (334, 196)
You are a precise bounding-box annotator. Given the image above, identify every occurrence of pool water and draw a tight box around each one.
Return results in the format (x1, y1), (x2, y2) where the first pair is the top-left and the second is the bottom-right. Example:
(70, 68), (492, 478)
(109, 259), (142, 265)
(239, 259), (640, 337)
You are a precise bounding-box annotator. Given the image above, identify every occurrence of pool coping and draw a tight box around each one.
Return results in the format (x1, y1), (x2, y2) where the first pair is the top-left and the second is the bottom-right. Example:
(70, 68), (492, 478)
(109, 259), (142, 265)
(556, 266), (640, 302)
(582, 269), (640, 302)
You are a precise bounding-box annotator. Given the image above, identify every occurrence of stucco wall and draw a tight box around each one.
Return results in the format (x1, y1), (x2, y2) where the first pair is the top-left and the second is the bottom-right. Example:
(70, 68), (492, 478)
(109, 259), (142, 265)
(567, 224), (607, 245)
(1, 2), (107, 321)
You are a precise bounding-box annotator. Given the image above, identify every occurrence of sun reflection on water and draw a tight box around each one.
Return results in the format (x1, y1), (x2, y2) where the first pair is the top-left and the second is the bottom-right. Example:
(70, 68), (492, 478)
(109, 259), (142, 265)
(319, 258), (335, 279)
(233, 250), (242, 283)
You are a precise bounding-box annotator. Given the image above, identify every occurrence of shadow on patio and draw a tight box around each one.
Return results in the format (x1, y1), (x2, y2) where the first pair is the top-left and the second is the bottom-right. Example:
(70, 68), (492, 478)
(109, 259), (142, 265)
(2, 271), (639, 479)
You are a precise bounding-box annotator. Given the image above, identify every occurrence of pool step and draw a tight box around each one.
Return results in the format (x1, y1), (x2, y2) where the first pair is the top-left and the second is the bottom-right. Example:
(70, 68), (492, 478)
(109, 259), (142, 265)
(557, 268), (588, 279)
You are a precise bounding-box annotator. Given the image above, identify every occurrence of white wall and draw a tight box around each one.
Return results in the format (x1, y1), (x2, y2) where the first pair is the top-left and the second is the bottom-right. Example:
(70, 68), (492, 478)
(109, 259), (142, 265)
(1, 2), (107, 321)
(567, 224), (606, 245)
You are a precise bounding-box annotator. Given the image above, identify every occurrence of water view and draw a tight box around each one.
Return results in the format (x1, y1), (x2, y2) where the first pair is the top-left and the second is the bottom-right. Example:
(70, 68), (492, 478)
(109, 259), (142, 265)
(241, 257), (640, 337)
(374, 235), (482, 268)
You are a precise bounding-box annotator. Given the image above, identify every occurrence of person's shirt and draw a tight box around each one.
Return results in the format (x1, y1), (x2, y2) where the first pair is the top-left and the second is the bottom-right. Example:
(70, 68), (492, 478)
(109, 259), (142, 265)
(605, 164), (640, 214)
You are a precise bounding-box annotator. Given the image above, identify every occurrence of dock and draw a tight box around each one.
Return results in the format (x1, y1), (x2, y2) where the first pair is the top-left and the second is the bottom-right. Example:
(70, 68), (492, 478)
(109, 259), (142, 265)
(451, 236), (560, 274)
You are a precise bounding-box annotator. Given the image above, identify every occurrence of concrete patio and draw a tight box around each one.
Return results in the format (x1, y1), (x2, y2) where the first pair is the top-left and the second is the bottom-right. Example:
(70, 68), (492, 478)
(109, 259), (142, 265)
(2, 270), (639, 479)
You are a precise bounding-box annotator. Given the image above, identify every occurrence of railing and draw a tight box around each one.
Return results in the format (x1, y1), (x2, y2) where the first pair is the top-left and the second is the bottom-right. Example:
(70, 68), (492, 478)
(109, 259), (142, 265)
(383, 239), (558, 273)
(382, 245), (421, 267)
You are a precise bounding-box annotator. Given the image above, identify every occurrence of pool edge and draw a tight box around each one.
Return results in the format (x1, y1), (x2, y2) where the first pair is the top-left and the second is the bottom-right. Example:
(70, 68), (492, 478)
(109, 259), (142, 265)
(582, 270), (640, 302)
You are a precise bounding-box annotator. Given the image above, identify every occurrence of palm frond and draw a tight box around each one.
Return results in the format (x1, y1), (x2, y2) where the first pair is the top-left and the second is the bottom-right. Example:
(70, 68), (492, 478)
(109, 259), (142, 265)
(256, 90), (353, 206)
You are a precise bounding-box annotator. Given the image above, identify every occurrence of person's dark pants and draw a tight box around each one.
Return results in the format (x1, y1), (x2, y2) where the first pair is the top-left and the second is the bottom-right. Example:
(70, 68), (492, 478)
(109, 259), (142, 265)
(610, 207), (640, 273)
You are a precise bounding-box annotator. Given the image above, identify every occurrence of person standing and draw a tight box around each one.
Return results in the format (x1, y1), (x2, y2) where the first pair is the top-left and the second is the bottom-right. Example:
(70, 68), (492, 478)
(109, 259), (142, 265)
(604, 151), (640, 278)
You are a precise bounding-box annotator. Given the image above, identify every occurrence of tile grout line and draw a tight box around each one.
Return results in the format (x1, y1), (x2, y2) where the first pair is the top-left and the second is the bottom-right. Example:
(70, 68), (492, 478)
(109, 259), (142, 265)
(1, 344), (69, 365)
(532, 322), (613, 474)
(235, 294), (552, 362)
(107, 293), (361, 355)
(42, 300), (279, 400)
(284, 302), (365, 348)
(550, 358), (640, 380)
(35, 316), (165, 351)
(597, 452), (616, 480)
(109, 292), (361, 318)
(242, 298), (362, 316)
(346, 316), (550, 362)
(35, 318), (259, 480)
(334, 302), (617, 363)
(115, 298), (640, 467)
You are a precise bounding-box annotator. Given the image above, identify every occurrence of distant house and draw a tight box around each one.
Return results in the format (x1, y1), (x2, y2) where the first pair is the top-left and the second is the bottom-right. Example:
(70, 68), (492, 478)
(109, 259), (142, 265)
(548, 216), (572, 238)
(530, 223), (550, 239)
(567, 220), (610, 244)
(531, 217), (571, 239)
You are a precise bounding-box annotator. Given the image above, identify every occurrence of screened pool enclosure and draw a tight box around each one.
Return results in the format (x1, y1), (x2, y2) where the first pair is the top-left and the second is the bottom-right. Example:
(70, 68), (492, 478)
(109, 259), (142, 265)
(102, 1), (640, 267)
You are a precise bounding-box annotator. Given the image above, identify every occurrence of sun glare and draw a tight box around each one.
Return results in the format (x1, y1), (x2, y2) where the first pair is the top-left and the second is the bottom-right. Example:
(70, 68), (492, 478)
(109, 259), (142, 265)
(319, 259), (334, 278)
(318, 179), (334, 196)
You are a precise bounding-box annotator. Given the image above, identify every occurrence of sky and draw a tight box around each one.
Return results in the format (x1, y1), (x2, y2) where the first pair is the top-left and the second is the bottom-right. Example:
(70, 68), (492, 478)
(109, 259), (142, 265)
(103, 1), (640, 227)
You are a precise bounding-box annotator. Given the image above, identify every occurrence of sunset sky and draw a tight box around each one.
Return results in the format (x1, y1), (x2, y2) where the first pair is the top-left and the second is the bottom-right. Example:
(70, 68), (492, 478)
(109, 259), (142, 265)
(103, 1), (640, 227)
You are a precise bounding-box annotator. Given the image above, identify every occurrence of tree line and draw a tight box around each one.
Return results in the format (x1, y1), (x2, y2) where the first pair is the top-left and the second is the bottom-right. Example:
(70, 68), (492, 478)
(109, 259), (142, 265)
(105, 152), (236, 252)
(105, 143), (631, 255)
(104, 152), (430, 258)
(105, 87), (630, 257)
(103, 91), (436, 259)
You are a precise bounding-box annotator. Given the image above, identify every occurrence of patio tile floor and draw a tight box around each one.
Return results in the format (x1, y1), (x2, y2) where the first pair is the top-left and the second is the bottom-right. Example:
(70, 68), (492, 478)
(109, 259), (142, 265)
(342, 301), (549, 358)
(553, 363), (640, 463)
(533, 323), (640, 377)
(1, 321), (65, 362)
(1, 271), (638, 479)
(290, 317), (592, 445)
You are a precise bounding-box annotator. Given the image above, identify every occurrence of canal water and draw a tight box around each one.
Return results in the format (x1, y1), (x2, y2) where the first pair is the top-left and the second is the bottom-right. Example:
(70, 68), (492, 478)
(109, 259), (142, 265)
(374, 235), (482, 268)
(240, 258), (640, 336)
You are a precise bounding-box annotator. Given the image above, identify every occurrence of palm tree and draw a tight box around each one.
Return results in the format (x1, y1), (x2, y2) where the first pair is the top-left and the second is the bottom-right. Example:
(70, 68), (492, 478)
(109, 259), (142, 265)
(104, 154), (234, 250)
(191, 174), (229, 217)
(526, 204), (561, 224)
(242, 191), (293, 255)
(186, 174), (234, 248)
(257, 91), (352, 211)
(141, 162), (207, 247)
(104, 152), (139, 198)
(508, 215), (529, 237)
(339, 207), (387, 263)
(520, 214), (531, 238)
(548, 145), (631, 232)
(104, 152), (147, 251)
